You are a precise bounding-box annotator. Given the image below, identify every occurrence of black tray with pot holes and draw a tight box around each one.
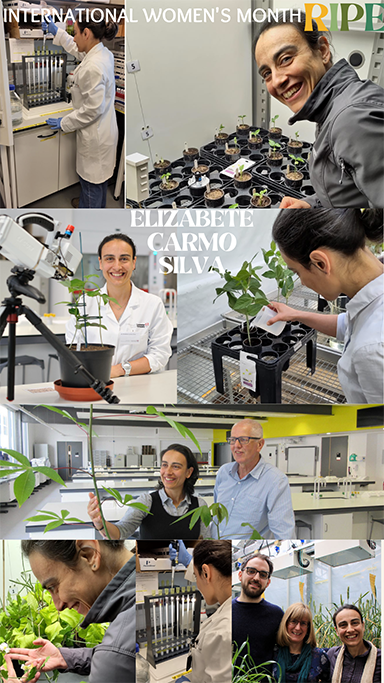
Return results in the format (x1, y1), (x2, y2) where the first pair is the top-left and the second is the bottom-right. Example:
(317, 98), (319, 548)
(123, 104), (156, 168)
(193, 179), (285, 209)
(141, 156), (232, 208)
(211, 320), (317, 403)
(251, 156), (316, 200)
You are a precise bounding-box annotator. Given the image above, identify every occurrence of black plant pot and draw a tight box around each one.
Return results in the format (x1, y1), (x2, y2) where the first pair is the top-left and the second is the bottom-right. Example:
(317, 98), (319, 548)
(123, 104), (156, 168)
(215, 133), (229, 147)
(205, 189), (225, 208)
(234, 172), (252, 190)
(225, 146), (241, 163)
(160, 180), (180, 195)
(154, 160), (171, 175)
(183, 148), (199, 163)
(242, 336), (262, 355)
(287, 142), (303, 156)
(269, 127), (282, 141)
(248, 136), (263, 150)
(267, 154), (283, 168)
(60, 344), (115, 388)
(285, 171), (304, 190)
(236, 124), (250, 137)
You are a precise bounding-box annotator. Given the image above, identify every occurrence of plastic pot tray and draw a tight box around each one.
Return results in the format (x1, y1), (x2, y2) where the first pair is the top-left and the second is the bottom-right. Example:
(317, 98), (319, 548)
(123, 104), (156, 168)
(211, 321), (317, 403)
(193, 179), (284, 209)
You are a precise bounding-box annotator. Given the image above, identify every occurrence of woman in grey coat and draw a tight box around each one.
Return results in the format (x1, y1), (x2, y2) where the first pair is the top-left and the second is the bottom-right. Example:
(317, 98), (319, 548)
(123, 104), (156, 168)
(254, 11), (384, 208)
(8, 540), (135, 683)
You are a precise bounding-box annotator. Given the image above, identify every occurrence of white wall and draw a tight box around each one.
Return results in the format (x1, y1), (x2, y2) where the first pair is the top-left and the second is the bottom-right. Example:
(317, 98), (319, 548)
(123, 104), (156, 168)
(126, 0), (253, 166)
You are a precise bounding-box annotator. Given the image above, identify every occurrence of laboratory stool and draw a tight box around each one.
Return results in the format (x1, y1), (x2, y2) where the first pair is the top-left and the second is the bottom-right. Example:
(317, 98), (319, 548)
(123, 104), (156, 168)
(295, 519), (312, 540)
(0, 356), (45, 383)
(369, 517), (384, 540)
(47, 353), (59, 381)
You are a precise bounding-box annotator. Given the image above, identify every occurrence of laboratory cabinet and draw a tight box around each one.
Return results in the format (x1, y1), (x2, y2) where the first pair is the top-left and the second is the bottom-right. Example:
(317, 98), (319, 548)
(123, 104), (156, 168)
(14, 126), (77, 206)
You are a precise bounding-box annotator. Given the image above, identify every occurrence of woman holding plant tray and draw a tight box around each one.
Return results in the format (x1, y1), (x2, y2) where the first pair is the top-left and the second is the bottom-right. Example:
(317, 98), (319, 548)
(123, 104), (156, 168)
(327, 605), (381, 682)
(8, 540), (135, 683)
(254, 11), (384, 208)
(266, 208), (384, 404)
(88, 444), (210, 539)
(66, 233), (173, 378)
(273, 603), (330, 682)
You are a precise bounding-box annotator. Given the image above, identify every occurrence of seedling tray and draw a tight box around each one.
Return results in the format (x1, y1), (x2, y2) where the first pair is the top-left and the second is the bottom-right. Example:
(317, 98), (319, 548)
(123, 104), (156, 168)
(211, 321), (317, 403)
(193, 179), (284, 208)
(251, 158), (315, 200)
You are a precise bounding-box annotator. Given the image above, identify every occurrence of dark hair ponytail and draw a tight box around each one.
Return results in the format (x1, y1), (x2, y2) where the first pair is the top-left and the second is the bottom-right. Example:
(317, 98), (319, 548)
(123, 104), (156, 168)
(193, 540), (232, 577)
(77, 12), (118, 41)
(272, 209), (384, 268)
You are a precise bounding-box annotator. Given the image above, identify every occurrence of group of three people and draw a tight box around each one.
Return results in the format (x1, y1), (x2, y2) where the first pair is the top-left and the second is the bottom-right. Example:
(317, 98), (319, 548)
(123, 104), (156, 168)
(233, 552), (381, 682)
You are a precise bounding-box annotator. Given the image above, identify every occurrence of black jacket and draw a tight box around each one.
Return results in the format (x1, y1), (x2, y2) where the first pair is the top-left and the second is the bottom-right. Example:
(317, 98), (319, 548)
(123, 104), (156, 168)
(290, 59), (384, 208)
(59, 555), (136, 683)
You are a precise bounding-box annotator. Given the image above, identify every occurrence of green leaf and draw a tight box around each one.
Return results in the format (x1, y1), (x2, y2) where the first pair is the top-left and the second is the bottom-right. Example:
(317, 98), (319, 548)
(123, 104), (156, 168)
(0, 469), (23, 478)
(45, 621), (62, 640)
(43, 520), (65, 533)
(200, 506), (211, 527)
(262, 270), (276, 279)
(0, 449), (30, 468)
(189, 507), (203, 530)
(14, 469), (35, 506)
(127, 502), (151, 513)
(33, 466), (66, 487)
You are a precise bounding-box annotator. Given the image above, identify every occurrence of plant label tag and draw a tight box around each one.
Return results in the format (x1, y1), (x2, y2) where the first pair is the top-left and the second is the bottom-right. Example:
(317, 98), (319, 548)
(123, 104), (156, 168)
(240, 351), (257, 391)
(220, 157), (255, 179)
(121, 332), (142, 344)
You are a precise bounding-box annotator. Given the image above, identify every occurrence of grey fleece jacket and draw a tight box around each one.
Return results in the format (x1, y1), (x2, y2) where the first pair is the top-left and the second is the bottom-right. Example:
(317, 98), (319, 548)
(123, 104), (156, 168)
(289, 59), (384, 208)
(58, 555), (136, 683)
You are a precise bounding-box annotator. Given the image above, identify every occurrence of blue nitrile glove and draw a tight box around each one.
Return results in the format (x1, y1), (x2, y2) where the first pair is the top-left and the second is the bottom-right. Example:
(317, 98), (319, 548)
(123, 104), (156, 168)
(174, 677), (190, 682)
(42, 15), (58, 36)
(169, 540), (192, 568)
(46, 117), (62, 131)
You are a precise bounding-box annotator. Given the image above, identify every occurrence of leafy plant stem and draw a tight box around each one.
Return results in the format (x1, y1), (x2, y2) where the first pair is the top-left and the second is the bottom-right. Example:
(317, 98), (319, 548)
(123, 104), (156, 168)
(88, 404), (111, 540)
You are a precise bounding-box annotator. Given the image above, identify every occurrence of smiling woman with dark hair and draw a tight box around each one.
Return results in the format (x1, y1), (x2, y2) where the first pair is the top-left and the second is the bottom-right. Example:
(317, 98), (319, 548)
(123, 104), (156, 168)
(8, 540), (135, 683)
(327, 605), (381, 683)
(254, 10), (384, 208)
(88, 444), (210, 540)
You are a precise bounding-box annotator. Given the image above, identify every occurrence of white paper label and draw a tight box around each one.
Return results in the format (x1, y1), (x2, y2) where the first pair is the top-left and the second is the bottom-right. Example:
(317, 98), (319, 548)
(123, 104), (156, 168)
(240, 350), (257, 391)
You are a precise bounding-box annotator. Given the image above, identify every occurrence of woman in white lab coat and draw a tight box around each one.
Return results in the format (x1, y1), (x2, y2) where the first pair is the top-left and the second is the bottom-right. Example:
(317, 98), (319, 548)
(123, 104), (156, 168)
(266, 208), (384, 403)
(65, 234), (173, 377)
(43, 13), (118, 208)
(176, 540), (232, 683)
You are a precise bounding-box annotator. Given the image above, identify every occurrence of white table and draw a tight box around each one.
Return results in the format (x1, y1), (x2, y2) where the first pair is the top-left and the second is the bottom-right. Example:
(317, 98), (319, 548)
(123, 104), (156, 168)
(0, 370), (177, 405)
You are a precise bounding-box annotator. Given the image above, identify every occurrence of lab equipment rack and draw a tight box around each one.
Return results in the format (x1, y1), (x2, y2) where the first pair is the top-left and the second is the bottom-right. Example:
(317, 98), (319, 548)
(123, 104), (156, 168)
(211, 321), (317, 403)
(144, 587), (201, 668)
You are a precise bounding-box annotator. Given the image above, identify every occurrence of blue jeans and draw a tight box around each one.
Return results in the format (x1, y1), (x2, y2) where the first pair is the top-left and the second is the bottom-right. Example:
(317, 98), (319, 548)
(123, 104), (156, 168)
(79, 176), (108, 208)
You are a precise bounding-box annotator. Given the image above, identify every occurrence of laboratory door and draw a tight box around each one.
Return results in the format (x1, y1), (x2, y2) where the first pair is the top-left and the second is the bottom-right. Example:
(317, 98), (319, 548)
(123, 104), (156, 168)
(320, 436), (348, 477)
(57, 441), (83, 481)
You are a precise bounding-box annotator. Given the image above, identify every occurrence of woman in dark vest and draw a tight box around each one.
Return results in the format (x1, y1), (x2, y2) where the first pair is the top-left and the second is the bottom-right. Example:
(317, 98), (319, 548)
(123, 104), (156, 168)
(87, 444), (209, 539)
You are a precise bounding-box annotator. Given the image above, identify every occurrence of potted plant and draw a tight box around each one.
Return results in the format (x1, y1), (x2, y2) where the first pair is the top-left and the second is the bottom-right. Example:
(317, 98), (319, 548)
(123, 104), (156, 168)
(234, 164), (252, 190)
(285, 154), (305, 189)
(160, 171), (179, 194)
(191, 159), (210, 178)
(182, 143), (199, 163)
(267, 139), (283, 167)
(236, 114), (250, 137)
(214, 123), (229, 147)
(204, 182), (225, 208)
(287, 130), (303, 156)
(209, 255), (269, 347)
(153, 154), (171, 175)
(262, 240), (296, 303)
(269, 114), (282, 140)
(58, 275), (116, 391)
(225, 137), (241, 162)
(248, 128), (263, 150)
(250, 188), (271, 208)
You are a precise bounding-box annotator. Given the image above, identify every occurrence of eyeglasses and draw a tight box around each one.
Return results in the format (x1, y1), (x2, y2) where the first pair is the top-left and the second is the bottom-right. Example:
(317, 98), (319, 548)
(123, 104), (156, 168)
(289, 619), (309, 628)
(244, 567), (270, 579)
(227, 436), (262, 445)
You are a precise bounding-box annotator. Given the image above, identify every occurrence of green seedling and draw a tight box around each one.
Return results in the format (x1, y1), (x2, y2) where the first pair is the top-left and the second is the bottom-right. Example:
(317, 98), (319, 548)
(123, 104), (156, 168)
(218, 123), (225, 133)
(238, 115), (247, 125)
(288, 153), (305, 167)
(250, 129), (261, 139)
(229, 203), (239, 209)
(236, 164), (245, 178)
(295, 131), (300, 140)
(252, 188), (268, 206)
(209, 255), (268, 346)
(155, 154), (165, 164)
(269, 139), (281, 150)
(161, 172), (172, 183)
(270, 114), (279, 128)
(262, 240), (296, 303)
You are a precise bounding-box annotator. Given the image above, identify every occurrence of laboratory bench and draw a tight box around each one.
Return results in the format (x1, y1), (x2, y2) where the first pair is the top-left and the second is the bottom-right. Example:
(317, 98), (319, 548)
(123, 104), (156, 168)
(0, 369), (178, 405)
(22, 489), (384, 539)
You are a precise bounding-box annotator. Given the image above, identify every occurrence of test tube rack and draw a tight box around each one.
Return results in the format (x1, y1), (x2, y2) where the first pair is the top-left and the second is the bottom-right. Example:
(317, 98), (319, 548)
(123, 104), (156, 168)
(20, 52), (67, 109)
(144, 587), (201, 668)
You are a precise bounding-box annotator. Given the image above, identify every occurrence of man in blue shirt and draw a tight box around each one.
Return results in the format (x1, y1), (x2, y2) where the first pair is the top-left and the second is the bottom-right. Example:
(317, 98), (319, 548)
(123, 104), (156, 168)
(213, 418), (295, 539)
(232, 552), (284, 677)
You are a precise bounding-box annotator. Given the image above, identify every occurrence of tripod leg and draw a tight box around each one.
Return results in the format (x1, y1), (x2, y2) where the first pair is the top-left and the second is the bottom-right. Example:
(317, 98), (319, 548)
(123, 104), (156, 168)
(21, 305), (120, 404)
(0, 306), (10, 338)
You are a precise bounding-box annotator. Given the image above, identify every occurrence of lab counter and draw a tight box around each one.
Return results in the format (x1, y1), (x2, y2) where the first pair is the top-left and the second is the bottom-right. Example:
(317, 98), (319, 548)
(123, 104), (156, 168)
(59, 478), (217, 502)
(22, 490), (384, 539)
(0, 370), (177, 405)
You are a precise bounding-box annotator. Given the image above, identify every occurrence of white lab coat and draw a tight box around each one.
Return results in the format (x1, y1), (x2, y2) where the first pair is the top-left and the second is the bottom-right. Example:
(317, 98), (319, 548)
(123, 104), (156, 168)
(53, 28), (118, 184)
(189, 597), (232, 683)
(65, 282), (173, 373)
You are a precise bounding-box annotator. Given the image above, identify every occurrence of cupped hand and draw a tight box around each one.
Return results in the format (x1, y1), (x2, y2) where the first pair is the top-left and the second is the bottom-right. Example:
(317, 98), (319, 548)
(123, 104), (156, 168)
(279, 196), (311, 208)
(267, 302), (298, 323)
(3, 652), (40, 683)
(9, 638), (67, 672)
(87, 492), (103, 530)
